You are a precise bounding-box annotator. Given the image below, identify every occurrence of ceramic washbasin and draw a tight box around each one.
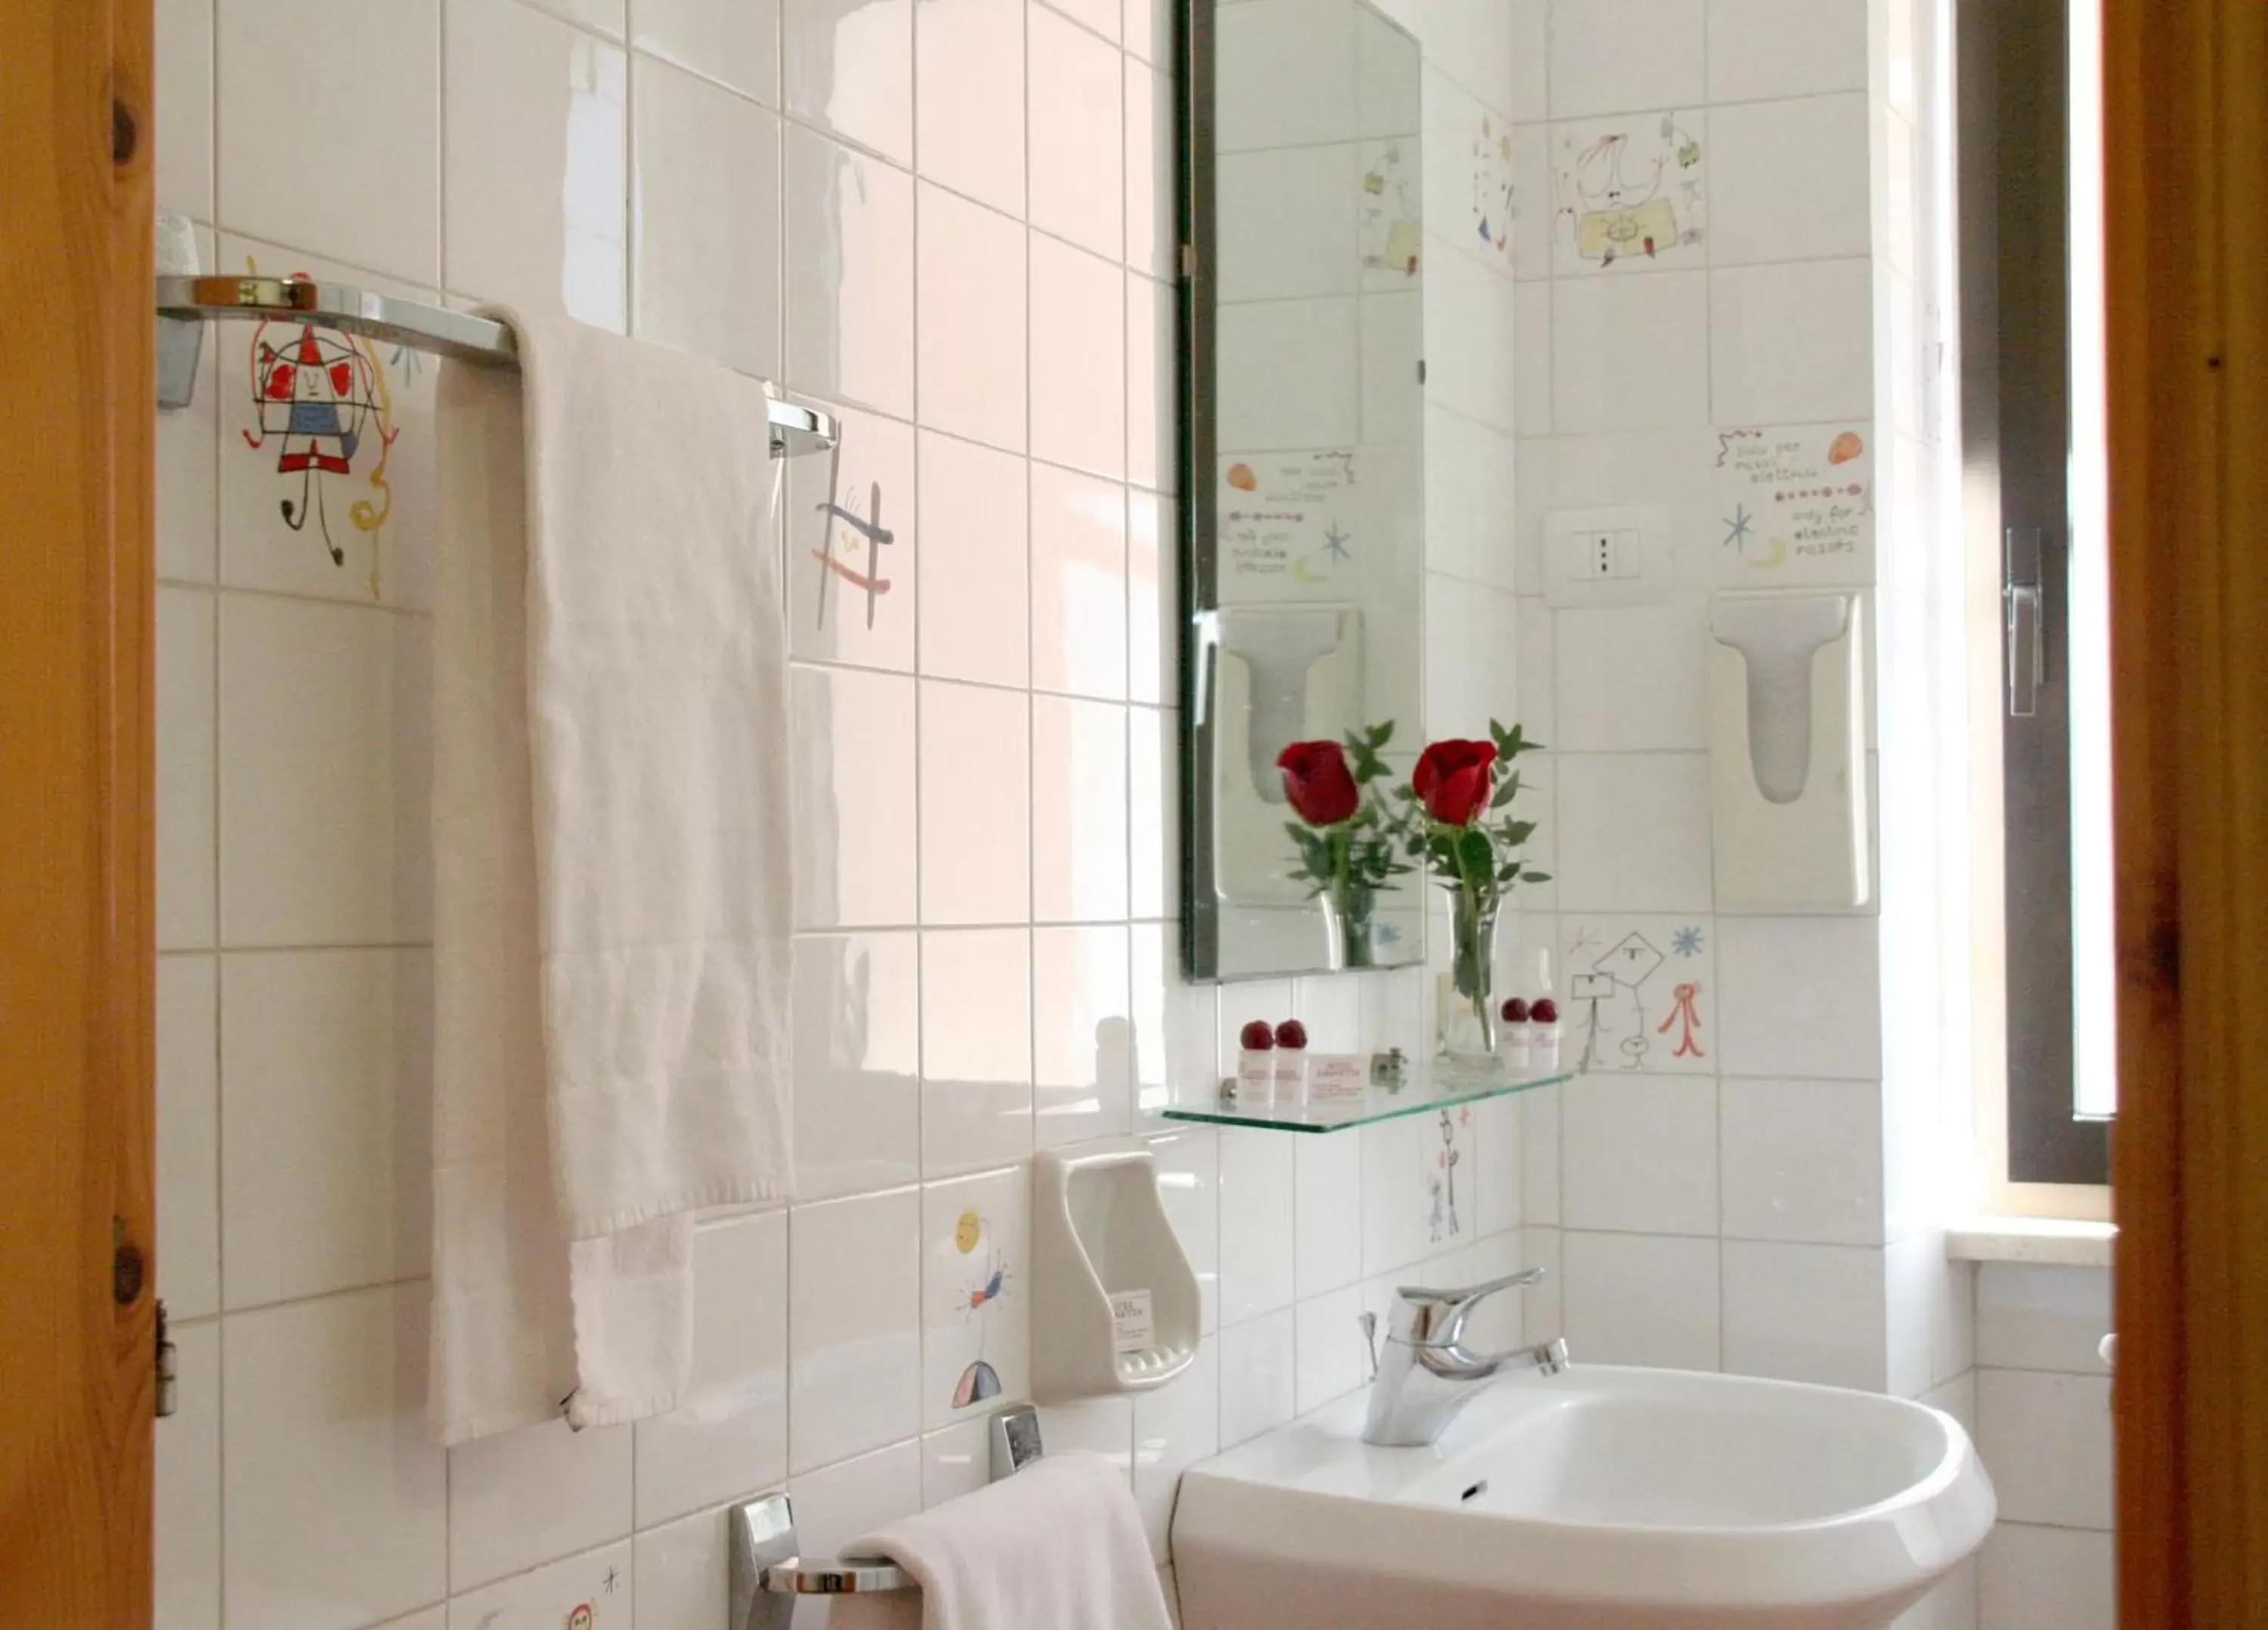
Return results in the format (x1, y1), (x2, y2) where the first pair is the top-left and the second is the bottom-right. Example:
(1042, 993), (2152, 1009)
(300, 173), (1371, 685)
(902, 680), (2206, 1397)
(1171, 1364), (1996, 1629)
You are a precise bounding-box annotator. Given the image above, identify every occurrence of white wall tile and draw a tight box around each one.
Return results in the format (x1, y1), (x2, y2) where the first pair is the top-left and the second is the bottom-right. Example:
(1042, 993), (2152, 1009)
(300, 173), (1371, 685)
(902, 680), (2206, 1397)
(155, 272), (218, 586)
(155, 0), (214, 222)
(792, 665), (919, 928)
(220, 950), (430, 1309)
(1554, 753), (1714, 913)
(222, 1287), (446, 1630)
(918, 432), (1030, 687)
(918, 185), (1028, 451)
(155, 1319), (220, 1630)
(922, 1165), (1031, 1429)
(1033, 696), (1131, 922)
(634, 0), (782, 104)
(1707, 94), (1873, 266)
(1975, 1263), (2113, 1375)
(1721, 1240), (1887, 1390)
(444, 0), (627, 328)
(1547, 0), (1705, 119)
(156, 589), (215, 950)
(1551, 273), (1712, 433)
(1521, 1083), (1561, 1224)
(1031, 235), (1130, 479)
(785, 0), (916, 165)
(1218, 144), (1361, 304)
(787, 403), (919, 671)
(445, 1541), (627, 1629)
(1033, 924), (1135, 1143)
(920, 929), (1036, 1173)
(633, 1503), (730, 1630)
(1561, 1230), (1719, 1368)
(632, 56), (783, 379)
(788, 1187), (922, 1473)
(1561, 1074), (1718, 1235)
(1031, 463), (1129, 700)
(785, 125), (917, 418)
(1716, 914), (1883, 1079)
(1216, 297), (1361, 450)
(1719, 1077), (1885, 1245)
(1219, 1127), (1298, 1322)
(1975, 1369), (2115, 1530)
(1710, 259), (1875, 426)
(635, 1210), (790, 1524)
(1978, 1524), (2115, 1630)
(919, 681), (1030, 922)
(448, 1418), (631, 1593)
(917, 0), (1025, 216)
(1126, 56), (1176, 279)
(794, 931), (923, 1199)
(1127, 705), (1174, 919)
(1294, 1130), (1364, 1295)
(1127, 277), (1176, 494)
(1030, 2), (1126, 260)
(1474, 1093), (1523, 1235)
(921, 1416), (993, 1508)
(156, 956), (221, 1320)
(1219, 1307), (1299, 1446)
(216, 0), (441, 284)
(1705, 0), (1869, 102)
(1294, 1284), (1370, 1413)
(1554, 603), (1712, 751)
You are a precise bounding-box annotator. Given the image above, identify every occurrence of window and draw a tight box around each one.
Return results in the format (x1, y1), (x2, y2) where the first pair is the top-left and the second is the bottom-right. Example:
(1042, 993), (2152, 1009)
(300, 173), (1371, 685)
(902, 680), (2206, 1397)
(1957, 0), (2113, 1192)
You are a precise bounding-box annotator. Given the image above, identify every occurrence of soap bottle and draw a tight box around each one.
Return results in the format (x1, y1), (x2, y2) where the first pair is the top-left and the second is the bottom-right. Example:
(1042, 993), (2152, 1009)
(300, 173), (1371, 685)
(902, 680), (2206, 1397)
(1236, 1020), (1275, 1105)
(1272, 1019), (1309, 1105)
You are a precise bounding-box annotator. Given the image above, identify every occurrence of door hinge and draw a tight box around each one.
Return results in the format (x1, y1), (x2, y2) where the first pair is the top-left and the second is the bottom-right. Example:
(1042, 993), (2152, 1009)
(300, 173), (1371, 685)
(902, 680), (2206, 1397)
(155, 1299), (178, 1419)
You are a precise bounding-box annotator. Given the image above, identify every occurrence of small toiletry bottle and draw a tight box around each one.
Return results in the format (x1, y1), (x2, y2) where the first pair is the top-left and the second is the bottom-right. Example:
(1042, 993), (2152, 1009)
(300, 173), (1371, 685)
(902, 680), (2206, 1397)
(1499, 997), (1532, 1067)
(1237, 1020), (1276, 1105)
(1272, 1019), (1309, 1105)
(1531, 998), (1561, 1068)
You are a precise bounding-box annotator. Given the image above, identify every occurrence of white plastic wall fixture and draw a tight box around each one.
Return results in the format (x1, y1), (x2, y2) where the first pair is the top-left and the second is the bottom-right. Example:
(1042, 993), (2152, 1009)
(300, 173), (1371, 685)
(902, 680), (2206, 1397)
(1210, 606), (1366, 907)
(1708, 591), (1871, 908)
(1031, 1143), (1202, 1402)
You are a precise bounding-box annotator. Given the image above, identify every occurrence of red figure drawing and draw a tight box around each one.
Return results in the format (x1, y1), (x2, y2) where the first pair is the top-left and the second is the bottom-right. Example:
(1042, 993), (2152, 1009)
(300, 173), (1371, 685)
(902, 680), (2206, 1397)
(1658, 981), (1706, 1058)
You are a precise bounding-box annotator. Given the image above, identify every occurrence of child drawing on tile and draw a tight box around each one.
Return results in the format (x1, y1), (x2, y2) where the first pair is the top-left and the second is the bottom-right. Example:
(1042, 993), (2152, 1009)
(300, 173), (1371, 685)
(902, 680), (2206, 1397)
(951, 1206), (1011, 1410)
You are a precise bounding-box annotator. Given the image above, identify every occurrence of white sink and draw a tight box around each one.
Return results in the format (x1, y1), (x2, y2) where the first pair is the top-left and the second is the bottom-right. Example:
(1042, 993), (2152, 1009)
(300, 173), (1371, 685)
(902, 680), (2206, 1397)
(1171, 1365), (1995, 1629)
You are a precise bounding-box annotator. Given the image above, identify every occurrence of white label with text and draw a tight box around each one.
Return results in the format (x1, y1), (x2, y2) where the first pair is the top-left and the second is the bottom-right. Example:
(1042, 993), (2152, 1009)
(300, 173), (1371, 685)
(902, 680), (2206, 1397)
(1111, 1289), (1155, 1354)
(1306, 1055), (1369, 1103)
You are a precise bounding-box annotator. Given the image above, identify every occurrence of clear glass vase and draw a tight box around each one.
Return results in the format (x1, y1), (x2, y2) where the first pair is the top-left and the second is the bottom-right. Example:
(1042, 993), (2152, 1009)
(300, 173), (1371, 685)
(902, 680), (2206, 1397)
(1440, 888), (1501, 1063)
(1320, 884), (1379, 971)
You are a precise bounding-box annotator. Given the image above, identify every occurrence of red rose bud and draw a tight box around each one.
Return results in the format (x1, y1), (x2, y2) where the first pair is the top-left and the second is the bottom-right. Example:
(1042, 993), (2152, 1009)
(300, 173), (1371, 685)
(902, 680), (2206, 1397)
(1275, 739), (1361, 826)
(1501, 996), (1530, 1023)
(1274, 1019), (1308, 1050)
(1412, 738), (1498, 826)
(1530, 998), (1559, 1024)
(1239, 1020), (1276, 1052)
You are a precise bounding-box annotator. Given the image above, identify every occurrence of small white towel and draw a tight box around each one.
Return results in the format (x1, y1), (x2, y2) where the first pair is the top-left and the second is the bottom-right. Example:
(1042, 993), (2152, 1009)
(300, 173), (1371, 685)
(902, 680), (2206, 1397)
(832, 1455), (1174, 1630)
(429, 312), (793, 1443)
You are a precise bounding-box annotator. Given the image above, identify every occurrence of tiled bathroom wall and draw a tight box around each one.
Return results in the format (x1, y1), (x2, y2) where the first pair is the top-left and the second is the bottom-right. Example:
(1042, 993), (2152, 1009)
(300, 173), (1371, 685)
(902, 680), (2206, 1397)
(149, 1), (1529, 1627)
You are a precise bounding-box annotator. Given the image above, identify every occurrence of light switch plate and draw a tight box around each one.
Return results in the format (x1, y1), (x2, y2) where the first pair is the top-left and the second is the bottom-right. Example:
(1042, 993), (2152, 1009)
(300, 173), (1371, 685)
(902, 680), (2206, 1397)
(1541, 506), (1675, 608)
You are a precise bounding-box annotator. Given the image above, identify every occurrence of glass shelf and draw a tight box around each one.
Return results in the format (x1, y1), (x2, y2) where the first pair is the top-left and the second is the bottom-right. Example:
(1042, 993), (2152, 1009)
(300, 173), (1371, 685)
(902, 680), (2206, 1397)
(1156, 1060), (1572, 1133)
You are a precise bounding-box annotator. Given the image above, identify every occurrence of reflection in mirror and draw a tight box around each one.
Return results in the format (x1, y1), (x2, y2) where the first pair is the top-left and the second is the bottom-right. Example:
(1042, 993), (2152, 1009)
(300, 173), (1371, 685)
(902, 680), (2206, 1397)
(1182, 0), (1427, 981)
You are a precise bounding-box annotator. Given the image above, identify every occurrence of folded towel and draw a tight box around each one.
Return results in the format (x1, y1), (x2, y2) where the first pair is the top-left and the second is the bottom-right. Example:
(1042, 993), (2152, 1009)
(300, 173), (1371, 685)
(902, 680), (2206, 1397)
(833, 1454), (1173, 1630)
(429, 313), (794, 1443)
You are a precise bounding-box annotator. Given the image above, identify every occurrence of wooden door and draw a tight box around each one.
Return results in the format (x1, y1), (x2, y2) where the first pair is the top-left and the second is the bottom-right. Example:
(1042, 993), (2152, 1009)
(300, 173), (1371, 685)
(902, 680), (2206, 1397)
(0, 1), (157, 1625)
(2105, 0), (2268, 1621)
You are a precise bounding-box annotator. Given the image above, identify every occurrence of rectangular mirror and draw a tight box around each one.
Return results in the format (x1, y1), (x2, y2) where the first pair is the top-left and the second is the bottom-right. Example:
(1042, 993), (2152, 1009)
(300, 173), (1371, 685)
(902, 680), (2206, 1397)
(1180, 0), (1430, 981)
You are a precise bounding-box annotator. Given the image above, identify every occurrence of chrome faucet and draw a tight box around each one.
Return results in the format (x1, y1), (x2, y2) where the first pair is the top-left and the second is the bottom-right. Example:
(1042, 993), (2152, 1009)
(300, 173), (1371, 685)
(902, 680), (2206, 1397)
(1357, 1269), (1569, 1446)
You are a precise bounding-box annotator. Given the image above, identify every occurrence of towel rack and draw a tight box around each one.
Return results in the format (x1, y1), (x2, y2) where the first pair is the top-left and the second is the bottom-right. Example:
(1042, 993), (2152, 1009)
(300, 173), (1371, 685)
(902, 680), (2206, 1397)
(730, 1404), (1043, 1628)
(152, 274), (838, 460)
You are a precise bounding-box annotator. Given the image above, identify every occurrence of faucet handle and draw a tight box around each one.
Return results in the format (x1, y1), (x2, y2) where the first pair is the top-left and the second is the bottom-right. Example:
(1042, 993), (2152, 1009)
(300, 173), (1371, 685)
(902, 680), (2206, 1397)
(1396, 1266), (1545, 1309)
(1357, 1312), (1379, 1380)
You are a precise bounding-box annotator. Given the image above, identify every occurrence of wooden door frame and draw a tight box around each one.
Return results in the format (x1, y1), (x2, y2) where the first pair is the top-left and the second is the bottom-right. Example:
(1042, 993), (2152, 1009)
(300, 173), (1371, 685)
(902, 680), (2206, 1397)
(2106, 0), (2268, 1620)
(0, 2), (156, 1624)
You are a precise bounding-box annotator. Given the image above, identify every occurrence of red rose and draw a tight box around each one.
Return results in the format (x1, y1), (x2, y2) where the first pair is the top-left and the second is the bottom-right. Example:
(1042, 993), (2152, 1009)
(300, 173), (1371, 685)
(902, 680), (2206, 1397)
(1413, 739), (1497, 826)
(1276, 739), (1360, 826)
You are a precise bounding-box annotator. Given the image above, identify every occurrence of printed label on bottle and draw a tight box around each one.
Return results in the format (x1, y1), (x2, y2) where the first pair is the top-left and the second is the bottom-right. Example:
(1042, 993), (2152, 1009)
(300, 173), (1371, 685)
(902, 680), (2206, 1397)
(1111, 1288), (1155, 1354)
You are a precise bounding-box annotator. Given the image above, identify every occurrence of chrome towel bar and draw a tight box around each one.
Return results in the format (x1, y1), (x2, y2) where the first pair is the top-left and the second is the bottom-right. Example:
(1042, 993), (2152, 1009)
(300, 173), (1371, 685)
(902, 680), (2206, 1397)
(153, 273), (838, 460)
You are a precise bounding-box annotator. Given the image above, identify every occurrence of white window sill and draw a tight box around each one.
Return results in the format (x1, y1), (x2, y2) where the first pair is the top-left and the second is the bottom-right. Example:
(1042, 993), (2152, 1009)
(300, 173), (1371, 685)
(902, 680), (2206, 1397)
(1945, 1216), (2116, 1268)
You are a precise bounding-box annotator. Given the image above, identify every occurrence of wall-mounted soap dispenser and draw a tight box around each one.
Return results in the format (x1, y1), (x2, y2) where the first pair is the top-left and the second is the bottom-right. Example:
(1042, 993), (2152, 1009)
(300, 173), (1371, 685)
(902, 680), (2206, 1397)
(1031, 1143), (1201, 1402)
(1708, 591), (1870, 908)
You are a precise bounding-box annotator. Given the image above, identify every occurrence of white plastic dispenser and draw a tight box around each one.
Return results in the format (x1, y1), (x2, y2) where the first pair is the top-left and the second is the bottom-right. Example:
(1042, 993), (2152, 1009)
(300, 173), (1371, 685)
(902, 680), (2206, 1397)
(1031, 1144), (1201, 1402)
(1708, 592), (1870, 908)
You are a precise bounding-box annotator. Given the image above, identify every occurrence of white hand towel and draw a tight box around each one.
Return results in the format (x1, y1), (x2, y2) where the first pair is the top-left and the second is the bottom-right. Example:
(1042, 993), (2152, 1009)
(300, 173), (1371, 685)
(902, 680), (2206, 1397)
(429, 313), (793, 1443)
(832, 1454), (1174, 1630)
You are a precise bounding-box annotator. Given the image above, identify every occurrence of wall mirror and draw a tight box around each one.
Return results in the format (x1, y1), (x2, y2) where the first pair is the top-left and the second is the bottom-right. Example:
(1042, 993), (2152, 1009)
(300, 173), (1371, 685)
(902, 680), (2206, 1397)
(1179, 0), (1430, 981)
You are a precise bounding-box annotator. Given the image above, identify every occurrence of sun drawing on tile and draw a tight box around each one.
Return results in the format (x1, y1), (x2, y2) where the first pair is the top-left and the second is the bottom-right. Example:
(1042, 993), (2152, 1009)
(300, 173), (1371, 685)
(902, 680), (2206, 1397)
(237, 258), (400, 599)
(950, 1206), (1011, 1409)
